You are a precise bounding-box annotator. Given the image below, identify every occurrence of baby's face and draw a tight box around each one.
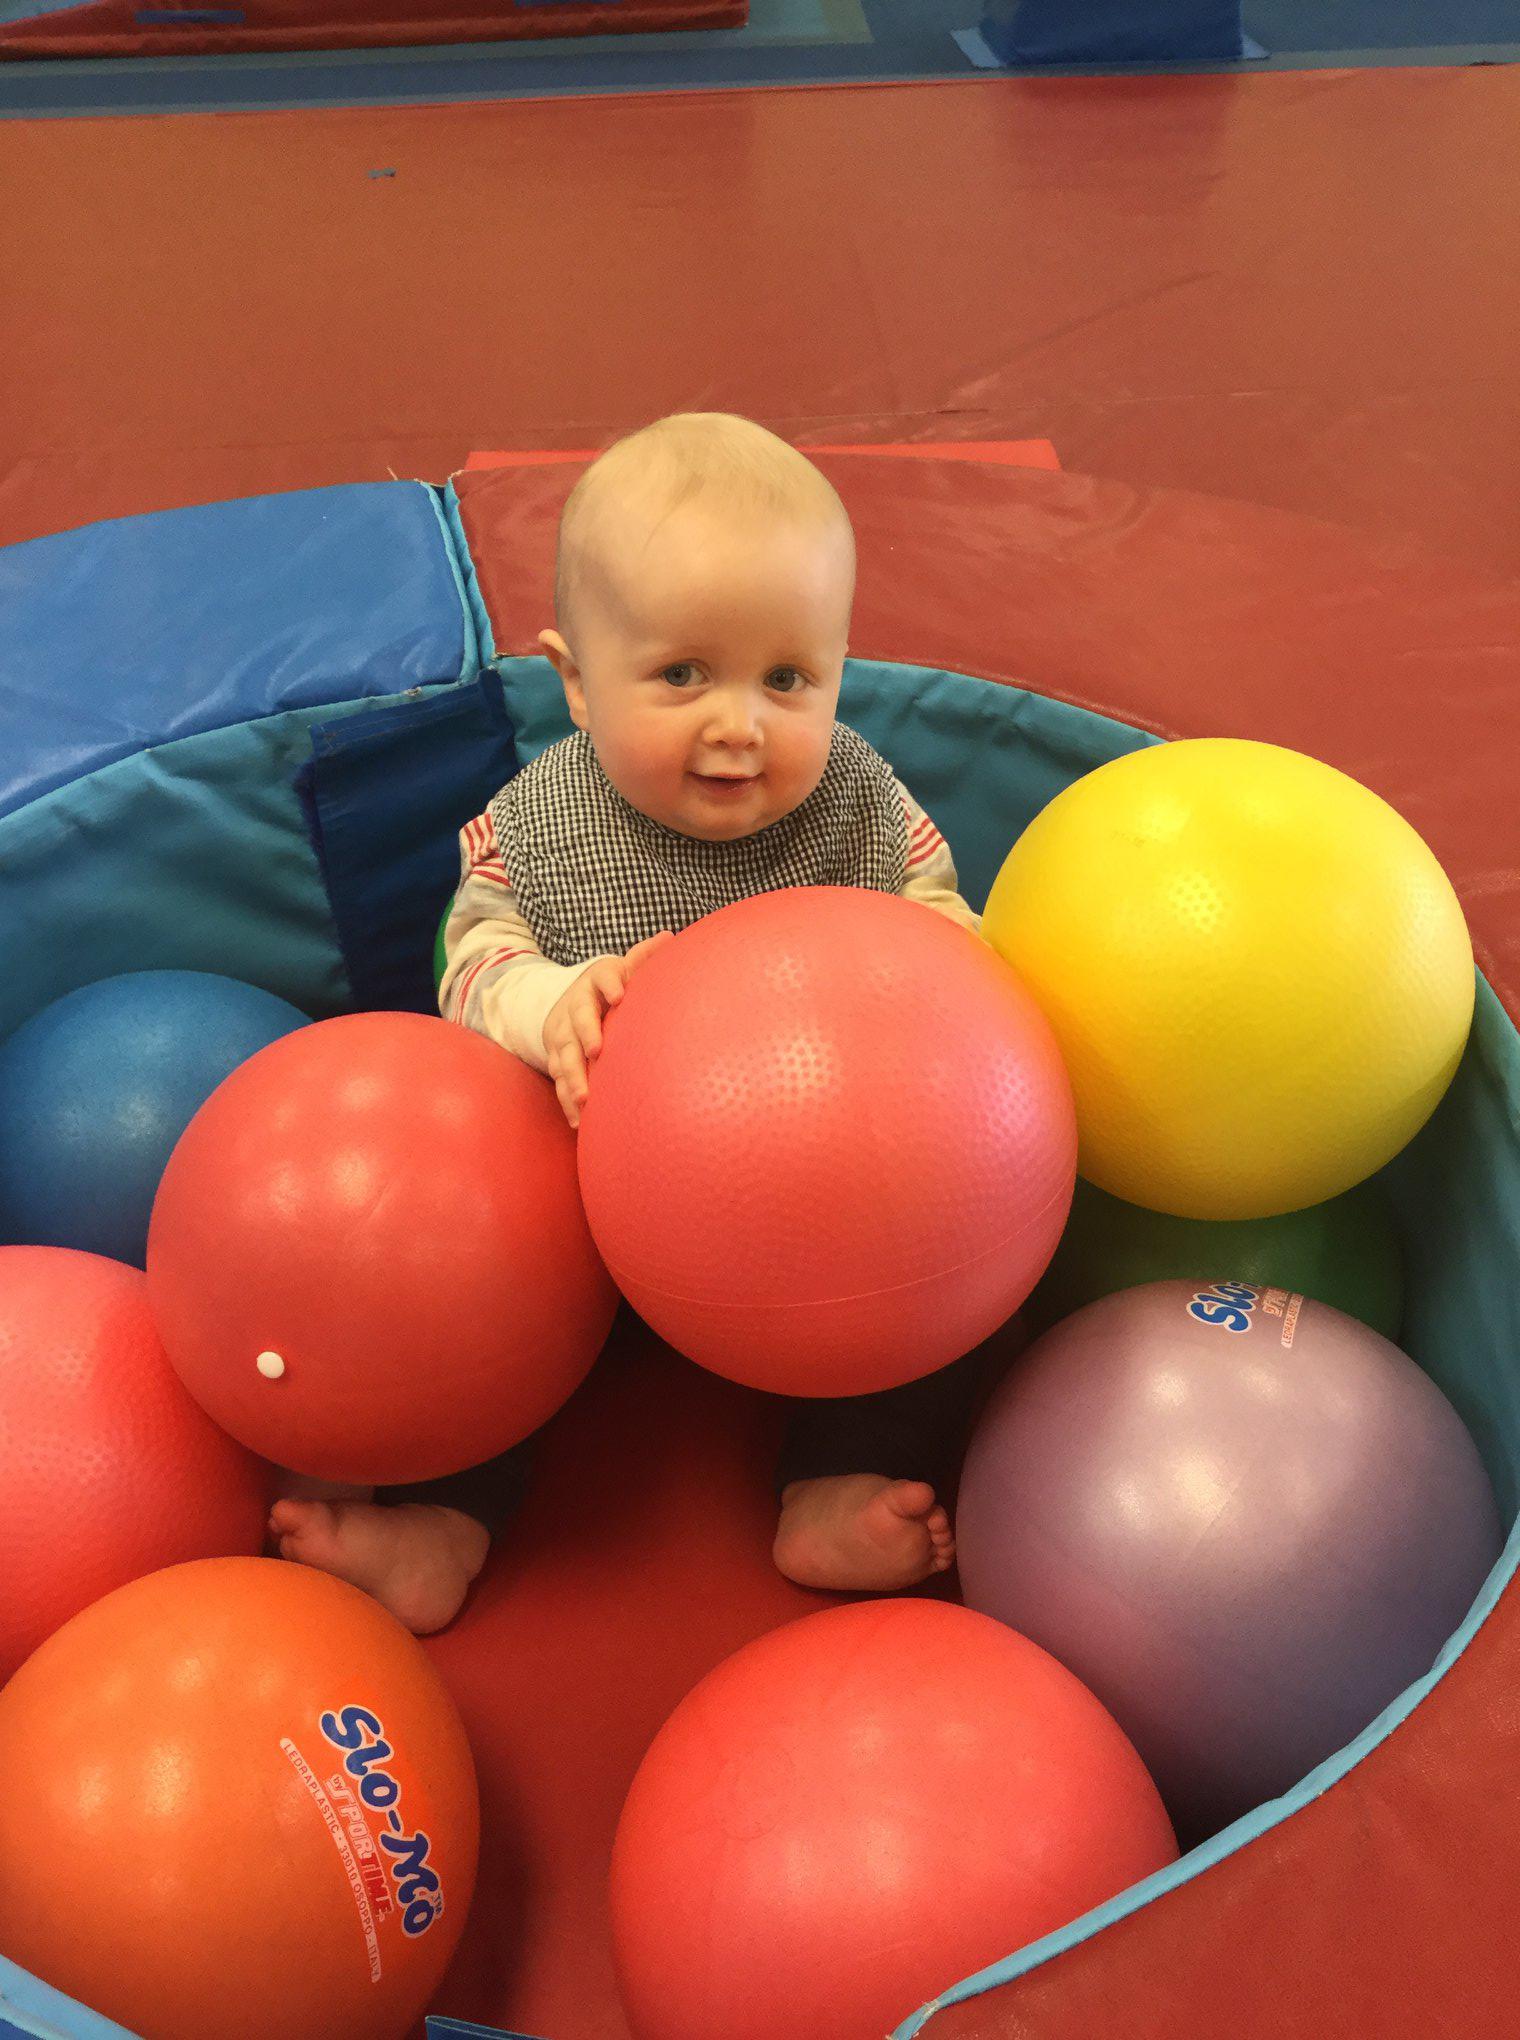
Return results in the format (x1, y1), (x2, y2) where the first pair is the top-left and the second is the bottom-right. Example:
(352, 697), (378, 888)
(556, 501), (852, 842)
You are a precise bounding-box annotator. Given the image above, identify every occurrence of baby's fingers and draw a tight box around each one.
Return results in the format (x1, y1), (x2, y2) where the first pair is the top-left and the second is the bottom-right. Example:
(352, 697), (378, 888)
(573, 967), (624, 1056)
(549, 1036), (589, 1128)
(626, 931), (676, 971)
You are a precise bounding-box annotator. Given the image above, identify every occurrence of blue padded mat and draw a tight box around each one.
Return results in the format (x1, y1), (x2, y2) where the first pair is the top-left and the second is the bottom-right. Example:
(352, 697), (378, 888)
(0, 481), (477, 822)
(0, 1955), (136, 2040)
(300, 667), (518, 1016)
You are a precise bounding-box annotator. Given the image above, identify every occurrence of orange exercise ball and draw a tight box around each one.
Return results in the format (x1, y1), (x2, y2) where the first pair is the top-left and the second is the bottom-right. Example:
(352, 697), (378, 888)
(0, 1557), (479, 2040)
(147, 1012), (618, 1484)
(578, 890), (1077, 1396)
(0, 1246), (268, 1682)
(611, 1599), (1177, 2040)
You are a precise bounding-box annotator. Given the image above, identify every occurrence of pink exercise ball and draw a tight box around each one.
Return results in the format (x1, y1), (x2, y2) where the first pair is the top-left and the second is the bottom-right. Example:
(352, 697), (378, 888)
(577, 889), (1077, 1397)
(958, 1279), (1503, 1841)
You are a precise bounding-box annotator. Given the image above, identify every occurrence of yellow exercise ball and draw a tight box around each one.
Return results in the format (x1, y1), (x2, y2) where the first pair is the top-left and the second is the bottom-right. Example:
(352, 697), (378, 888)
(982, 739), (1474, 1220)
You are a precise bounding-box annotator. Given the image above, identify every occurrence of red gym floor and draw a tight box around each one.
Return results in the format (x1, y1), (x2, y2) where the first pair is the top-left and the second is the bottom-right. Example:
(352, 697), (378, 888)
(1, 69), (1517, 574)
(4, 60), (1520, 2040)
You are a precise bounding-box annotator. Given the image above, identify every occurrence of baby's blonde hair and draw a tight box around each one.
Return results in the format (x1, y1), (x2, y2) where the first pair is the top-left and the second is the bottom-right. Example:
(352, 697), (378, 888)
(554, 412), (853, 647)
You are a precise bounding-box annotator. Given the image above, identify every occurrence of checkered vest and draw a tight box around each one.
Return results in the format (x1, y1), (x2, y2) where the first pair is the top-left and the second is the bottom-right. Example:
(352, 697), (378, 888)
(489, 722), (909, 966)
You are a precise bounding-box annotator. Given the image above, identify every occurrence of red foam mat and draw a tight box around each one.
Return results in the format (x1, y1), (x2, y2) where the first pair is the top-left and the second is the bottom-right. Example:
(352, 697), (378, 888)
(3, 72), (1518, 579)
(0, 0), (743, 61)
(422, 1316), (827, 2038)
(463, 440), (1064, 472)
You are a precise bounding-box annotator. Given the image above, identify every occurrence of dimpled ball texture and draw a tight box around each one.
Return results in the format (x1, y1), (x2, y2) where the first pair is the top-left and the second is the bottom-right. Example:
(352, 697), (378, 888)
(577, 888), (1078, 1397)
(981, 739), (1475, 1220)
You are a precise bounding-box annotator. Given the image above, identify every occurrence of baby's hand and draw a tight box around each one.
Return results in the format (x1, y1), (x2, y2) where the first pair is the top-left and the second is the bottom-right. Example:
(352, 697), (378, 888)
(544, 931), (674, 1129)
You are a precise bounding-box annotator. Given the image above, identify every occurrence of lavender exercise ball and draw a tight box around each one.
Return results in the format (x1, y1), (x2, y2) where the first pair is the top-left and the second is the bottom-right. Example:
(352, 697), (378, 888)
(957, 1280), (1503, 1842)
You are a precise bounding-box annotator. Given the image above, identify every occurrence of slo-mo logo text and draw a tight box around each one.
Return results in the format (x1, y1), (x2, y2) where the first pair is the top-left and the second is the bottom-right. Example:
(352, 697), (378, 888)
(320, 1704), (446, 1936)
(1187, 1280), (1261, 1333)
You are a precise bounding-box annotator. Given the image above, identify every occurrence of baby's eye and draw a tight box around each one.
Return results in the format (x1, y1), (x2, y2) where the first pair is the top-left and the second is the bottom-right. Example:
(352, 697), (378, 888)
(662, 664), (698, 688)
(767, 668), (806, 694)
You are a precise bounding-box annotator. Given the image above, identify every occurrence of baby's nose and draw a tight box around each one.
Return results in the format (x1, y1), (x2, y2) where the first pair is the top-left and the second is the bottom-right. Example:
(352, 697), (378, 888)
(705, 694), (763, 744)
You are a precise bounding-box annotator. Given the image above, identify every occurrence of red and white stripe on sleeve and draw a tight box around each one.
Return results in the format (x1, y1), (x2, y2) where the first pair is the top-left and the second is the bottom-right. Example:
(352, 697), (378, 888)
(437, 808), (583, 1074)
(459, 810), (514, 893)
(906, 804), (948, 873)
(896, 785), (982, 934)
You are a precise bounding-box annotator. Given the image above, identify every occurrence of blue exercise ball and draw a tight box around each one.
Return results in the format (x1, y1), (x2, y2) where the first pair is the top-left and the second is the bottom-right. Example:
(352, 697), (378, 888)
(0, 972), (307, 1267)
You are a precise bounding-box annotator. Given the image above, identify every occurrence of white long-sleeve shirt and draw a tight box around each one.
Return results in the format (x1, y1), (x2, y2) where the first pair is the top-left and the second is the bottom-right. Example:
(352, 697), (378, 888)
(439, 777), (981, 1074)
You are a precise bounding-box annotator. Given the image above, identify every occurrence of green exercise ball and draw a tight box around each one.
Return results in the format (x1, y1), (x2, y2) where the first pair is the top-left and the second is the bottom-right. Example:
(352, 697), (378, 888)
(433, 895), (454, 994)
(1031, 1176), (1404, 1340)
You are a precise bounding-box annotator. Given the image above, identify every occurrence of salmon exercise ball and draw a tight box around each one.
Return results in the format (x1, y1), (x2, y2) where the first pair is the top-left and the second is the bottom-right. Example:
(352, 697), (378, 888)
(611, 1600), (1177, 2040)
(577, 888), (1077, 1398)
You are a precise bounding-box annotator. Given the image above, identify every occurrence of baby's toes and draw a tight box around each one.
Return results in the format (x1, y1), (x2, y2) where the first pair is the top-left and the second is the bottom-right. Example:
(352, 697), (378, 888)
(267, 1498), (308, 1547)
(884, 1479), (937, 1522)
(272, 1499), (339, 1564)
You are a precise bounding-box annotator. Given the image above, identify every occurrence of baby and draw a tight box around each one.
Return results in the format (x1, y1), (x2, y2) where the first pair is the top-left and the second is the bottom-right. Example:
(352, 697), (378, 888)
(271, 413), (988, 1633)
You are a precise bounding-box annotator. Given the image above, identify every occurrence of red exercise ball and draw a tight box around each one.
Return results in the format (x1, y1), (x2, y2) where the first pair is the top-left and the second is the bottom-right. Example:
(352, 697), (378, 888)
(0, 1557), (479, 2040)
(611, 1599), (1178, 2040)
(0, 1246), (268, 1682)
(148, 1012), (618, 1485)
(577, 889), (1077, 1396)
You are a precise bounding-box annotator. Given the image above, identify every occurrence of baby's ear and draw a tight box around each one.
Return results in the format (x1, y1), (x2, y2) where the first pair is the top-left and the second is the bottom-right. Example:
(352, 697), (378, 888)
(538, 627), (570, 672)
(540, 629), (589, 729)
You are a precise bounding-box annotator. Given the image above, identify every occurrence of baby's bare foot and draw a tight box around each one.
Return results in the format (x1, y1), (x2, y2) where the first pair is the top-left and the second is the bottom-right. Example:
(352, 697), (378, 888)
(268, 1497), (490, 1636)
(773, 1473), (955, 1592)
